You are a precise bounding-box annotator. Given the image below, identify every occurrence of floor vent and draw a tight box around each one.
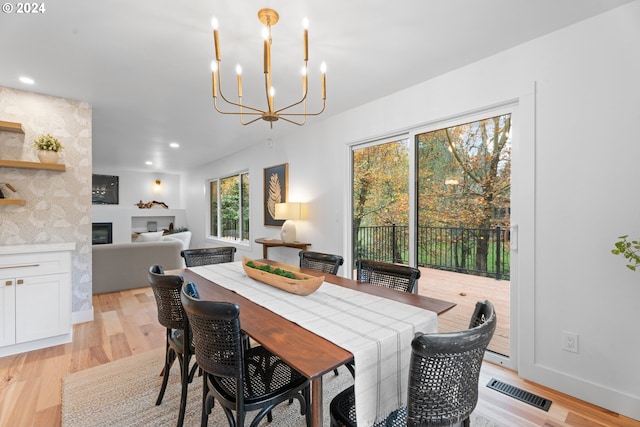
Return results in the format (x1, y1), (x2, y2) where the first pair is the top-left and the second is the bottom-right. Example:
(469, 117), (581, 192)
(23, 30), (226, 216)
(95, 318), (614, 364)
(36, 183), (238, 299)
(486, 378), (552, 411)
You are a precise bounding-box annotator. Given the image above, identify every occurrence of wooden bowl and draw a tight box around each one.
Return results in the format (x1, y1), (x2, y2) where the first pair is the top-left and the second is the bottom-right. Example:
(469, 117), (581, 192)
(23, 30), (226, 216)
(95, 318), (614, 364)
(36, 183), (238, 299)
(242, 256), (324, 296)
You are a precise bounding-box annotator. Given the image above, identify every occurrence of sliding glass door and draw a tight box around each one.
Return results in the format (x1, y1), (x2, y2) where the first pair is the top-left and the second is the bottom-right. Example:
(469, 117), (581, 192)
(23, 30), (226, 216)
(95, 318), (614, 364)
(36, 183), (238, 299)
(350, 107), (516, 368)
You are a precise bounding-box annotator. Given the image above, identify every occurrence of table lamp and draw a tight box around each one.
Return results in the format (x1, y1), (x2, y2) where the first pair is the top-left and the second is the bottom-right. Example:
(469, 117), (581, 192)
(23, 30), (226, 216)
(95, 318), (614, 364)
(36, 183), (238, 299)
(274, 202), (303, 243)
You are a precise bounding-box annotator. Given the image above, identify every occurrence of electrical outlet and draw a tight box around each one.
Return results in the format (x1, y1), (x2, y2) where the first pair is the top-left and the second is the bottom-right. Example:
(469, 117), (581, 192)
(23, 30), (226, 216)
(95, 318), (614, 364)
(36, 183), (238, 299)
(562, 331), (579, 353)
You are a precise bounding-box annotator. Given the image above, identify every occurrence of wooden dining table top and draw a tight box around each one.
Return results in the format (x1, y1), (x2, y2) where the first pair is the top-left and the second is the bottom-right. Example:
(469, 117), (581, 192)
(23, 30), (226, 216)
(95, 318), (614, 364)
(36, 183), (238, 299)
(175, 259), (455, 380)
(172, 259), (456, 427)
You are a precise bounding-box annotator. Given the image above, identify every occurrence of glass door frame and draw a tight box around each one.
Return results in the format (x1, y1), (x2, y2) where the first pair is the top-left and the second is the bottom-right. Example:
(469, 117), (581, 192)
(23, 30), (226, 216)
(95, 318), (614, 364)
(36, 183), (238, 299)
(408, 103), (518, 369)
(345, 100), (525, 371)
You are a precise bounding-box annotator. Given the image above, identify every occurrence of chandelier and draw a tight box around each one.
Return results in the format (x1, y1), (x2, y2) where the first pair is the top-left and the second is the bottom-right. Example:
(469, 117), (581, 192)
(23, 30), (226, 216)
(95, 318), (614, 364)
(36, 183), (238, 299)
(210, 8), (326, 128)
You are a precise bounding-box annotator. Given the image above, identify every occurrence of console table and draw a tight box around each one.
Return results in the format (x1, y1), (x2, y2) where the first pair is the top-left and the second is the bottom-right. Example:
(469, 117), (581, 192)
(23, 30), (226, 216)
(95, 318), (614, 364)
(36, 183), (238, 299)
(254, 238), (311, 259)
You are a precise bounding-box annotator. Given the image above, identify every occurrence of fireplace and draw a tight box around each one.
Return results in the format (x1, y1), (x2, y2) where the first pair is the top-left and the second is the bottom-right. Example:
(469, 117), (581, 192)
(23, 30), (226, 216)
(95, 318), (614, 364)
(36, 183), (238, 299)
(92, 222), (113, 245)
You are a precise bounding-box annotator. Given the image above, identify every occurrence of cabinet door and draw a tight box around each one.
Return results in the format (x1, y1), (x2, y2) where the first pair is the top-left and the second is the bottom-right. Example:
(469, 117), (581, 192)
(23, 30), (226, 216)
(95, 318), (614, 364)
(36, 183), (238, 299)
(0, 278), (16, 347)
(15, 273), (71, 343)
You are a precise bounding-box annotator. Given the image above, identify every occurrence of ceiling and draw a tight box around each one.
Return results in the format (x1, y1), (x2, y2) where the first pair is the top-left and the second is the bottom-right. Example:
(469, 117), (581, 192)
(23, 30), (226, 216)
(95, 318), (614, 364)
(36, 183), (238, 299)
(0, 0), (633, 173)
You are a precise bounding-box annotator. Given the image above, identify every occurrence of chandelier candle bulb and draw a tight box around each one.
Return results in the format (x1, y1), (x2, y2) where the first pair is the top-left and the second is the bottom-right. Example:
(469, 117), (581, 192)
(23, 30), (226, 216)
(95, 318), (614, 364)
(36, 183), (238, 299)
(302, 67), (307, 96)
(267, 40), (271, 74)
(236, 65), (242, 98)
(212, 18), (221, 60)
(211, 61), (218, 97)
(268, 86), (275, 111)
(321, 62), (327, 99)
(263, 40), (268, 73)
(303, 18), (309, 61)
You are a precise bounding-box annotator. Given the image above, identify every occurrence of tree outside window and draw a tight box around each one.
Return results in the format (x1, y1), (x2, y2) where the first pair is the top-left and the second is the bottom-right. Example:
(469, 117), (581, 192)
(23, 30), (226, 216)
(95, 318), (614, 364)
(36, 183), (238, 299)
(209, 172), (249, 241)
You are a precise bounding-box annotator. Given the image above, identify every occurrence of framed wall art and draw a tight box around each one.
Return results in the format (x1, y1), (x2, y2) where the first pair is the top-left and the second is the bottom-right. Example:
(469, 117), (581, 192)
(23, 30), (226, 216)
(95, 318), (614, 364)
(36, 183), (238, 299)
(263, 163), (288, 226)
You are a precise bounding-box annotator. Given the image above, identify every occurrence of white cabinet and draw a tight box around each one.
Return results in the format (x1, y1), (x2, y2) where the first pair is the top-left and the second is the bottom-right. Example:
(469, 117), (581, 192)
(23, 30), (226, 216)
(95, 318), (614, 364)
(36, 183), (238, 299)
(0, 243), (75, 356)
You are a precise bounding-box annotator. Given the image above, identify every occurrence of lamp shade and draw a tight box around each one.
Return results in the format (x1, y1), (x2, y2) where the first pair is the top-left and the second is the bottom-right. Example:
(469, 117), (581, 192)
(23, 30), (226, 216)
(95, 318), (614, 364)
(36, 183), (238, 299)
(274, 202), (303, 243)
(274, 202), (302, 220)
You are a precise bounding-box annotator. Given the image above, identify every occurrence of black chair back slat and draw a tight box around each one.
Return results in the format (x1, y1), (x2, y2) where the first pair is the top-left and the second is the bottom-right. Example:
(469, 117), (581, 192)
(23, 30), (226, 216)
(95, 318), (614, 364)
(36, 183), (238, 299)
(356, 259), (421, 293)
(299, 250), (344, 275)
(181, 247), (237, 267)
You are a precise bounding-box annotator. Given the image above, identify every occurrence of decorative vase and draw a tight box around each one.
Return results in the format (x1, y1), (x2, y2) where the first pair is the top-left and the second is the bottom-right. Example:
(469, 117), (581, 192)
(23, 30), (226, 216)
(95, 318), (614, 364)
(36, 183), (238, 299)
(37, 150), (59, 164)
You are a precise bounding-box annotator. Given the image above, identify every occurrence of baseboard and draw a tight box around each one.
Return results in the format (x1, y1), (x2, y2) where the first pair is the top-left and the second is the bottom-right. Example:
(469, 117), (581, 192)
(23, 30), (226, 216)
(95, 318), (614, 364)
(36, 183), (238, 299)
(72, 306), (94, 324)
(0, 333), (72, 357)
(521, 363), (640, 421)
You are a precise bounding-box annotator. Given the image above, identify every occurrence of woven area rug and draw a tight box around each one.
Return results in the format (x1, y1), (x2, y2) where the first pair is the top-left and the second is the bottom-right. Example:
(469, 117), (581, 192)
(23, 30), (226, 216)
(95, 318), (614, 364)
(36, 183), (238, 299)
(62, 348), (501, 426)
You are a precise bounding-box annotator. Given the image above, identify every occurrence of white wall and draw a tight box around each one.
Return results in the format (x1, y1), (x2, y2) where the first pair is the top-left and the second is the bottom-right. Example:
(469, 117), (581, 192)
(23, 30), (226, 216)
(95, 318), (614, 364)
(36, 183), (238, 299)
(183, 1), (640, 419)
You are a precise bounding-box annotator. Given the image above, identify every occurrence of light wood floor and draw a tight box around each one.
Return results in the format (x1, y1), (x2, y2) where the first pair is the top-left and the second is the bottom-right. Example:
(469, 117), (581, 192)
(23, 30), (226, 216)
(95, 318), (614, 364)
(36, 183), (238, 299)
(0, 286), (638, 427)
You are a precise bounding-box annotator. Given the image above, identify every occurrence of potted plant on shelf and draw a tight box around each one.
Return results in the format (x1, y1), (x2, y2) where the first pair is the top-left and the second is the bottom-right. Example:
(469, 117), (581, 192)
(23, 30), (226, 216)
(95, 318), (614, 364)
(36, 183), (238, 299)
(611, 235), (640, 271)
(33, 134), (63, 164)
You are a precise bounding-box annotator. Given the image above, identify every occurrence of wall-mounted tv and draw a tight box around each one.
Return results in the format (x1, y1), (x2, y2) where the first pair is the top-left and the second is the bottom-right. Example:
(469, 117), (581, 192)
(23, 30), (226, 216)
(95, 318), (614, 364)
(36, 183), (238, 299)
(92, 174), (119, 205)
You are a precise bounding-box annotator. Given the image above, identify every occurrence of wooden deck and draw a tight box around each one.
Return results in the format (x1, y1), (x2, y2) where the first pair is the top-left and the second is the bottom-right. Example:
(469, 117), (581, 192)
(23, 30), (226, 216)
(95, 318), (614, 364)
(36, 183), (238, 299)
(417, 267), (510, 356)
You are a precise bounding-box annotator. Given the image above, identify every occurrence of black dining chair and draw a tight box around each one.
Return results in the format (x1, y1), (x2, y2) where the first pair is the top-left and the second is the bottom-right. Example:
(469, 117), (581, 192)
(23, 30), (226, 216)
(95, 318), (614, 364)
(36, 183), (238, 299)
(180, 247), (236, 267)
(299, 250), (344, 275)
(181, 286), (312, 427)
(148, 265), (199, 427)
(329, 300), (497, 427)
(356, 259), (421, 293)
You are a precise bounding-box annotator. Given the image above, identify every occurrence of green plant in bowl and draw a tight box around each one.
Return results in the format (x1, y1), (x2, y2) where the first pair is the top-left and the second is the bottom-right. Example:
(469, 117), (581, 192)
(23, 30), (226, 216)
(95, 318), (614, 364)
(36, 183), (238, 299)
(33, 134), (63, 152)
(245, 260), (307, 280)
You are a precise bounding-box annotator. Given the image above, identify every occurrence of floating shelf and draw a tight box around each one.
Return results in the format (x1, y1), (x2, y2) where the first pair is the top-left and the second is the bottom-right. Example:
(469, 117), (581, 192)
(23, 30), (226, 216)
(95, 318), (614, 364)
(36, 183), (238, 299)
(0, 120), (25, 134)
(0, 159), (65, 171)
(0, 121), (63, 208)
(0, 199), (25, 206)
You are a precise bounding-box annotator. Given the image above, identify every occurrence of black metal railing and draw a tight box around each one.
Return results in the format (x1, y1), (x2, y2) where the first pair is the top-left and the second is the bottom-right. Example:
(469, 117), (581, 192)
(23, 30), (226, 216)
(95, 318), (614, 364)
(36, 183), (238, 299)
(353, 224), (510, 280)
(220, 219), (250, 241)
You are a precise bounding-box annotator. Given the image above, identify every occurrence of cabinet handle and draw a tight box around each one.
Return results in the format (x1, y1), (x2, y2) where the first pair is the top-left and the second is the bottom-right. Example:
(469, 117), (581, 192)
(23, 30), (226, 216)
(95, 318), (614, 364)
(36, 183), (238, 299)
(0, 264), (40, 270)
(4, 280), (12, 286)
(17, 279), (24, 285)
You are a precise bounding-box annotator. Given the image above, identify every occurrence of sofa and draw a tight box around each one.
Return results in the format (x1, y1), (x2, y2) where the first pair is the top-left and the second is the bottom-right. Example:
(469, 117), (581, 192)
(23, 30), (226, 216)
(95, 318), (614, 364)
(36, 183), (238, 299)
(92, 239), (183, 294)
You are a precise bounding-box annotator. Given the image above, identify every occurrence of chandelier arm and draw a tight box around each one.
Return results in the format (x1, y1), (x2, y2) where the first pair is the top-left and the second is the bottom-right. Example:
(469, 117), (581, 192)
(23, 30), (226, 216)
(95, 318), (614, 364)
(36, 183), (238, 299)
(279, 100), (326, 117)
(216, 91), (266, 114)
(278, 116), (306, 126)
(213, 98), (262, 116)
(216, 65), (266, 114)
(273, 63), (309, 114)
(278, 96), (307, 125)
(274, 94), (309, 114)
(240, 116), (264, 126)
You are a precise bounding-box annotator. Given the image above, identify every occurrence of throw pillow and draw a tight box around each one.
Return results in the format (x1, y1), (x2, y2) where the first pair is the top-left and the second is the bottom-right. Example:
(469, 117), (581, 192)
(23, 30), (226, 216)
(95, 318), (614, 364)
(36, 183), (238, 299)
(135, 231), (164, 242)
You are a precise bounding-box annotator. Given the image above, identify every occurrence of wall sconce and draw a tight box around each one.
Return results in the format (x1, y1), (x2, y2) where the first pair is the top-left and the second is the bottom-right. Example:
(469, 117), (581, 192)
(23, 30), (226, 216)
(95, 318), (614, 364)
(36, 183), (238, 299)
(274, 202), (303, 243)
(153, 179), (162, 194)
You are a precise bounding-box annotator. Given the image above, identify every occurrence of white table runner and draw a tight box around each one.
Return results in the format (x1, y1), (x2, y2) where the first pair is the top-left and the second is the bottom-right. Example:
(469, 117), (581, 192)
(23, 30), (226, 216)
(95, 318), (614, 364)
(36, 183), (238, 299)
(190, 262), (437, 426)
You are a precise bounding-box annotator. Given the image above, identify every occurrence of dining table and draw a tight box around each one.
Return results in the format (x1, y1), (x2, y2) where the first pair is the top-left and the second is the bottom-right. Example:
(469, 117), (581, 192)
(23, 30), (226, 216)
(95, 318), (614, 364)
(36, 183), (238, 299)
(174, 259), (455, 427)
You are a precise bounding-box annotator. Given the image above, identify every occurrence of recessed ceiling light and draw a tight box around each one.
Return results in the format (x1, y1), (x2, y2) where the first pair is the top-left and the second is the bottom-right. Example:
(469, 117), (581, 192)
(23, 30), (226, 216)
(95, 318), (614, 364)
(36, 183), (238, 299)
(145, 161), (153, 165)
(19, 76), (35, 85)
(169, 142), (180, 148)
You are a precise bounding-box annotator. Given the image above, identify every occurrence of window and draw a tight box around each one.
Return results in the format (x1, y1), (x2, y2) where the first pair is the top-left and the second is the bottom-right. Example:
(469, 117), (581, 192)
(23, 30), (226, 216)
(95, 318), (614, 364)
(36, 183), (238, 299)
(209, 172), (249, 242)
